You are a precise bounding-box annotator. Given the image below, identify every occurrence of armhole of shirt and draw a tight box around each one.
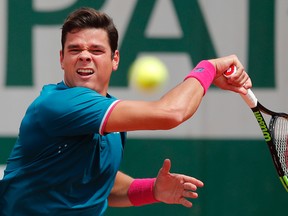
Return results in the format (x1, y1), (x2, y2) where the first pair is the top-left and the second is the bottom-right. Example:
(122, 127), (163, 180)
(99, 100), (121, 135)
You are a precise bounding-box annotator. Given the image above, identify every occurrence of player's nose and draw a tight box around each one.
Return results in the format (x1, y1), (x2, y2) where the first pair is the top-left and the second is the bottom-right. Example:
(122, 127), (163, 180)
(78, 50), (92, 62)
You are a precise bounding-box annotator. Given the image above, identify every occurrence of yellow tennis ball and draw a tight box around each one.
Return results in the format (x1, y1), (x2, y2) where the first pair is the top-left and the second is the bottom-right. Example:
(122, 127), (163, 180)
(129, 56), (168, 92)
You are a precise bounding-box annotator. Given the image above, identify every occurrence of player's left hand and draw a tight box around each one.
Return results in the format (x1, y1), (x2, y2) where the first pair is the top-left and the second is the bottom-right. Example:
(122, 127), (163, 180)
(154, 159), (204, 208)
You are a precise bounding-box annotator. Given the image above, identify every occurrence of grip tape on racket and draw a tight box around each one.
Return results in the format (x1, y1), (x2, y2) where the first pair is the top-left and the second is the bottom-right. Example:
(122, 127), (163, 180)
(224, 66), (257, 108)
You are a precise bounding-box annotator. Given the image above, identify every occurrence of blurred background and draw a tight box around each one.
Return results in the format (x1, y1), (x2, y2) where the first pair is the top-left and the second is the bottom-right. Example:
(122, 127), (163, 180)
(0, 0), (287, 215)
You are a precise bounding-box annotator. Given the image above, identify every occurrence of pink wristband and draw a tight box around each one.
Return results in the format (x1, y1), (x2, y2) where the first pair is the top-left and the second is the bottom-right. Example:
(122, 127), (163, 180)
(184, 60), (216, 95)
(127, 178), (159, 206)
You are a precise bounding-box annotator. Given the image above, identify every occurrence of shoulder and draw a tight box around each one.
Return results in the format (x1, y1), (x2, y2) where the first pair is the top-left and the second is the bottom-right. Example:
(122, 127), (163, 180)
(35, 82), (118, 118)
(41, 82), (100, 98)
(38, 82), (106, 107)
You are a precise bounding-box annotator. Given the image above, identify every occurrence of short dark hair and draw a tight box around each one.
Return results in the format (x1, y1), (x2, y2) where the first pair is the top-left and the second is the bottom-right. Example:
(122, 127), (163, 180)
(61, 7), (118, 56)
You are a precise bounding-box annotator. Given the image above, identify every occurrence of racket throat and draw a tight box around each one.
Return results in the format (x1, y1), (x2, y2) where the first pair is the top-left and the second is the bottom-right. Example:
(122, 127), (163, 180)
(253, 110), (272, 142)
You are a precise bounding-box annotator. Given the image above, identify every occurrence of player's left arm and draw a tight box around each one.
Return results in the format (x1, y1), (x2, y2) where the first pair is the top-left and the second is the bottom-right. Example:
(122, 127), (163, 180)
(108, 171), (134, 207)
(108, 159), (204, 208)
(153, 159), (204, 208)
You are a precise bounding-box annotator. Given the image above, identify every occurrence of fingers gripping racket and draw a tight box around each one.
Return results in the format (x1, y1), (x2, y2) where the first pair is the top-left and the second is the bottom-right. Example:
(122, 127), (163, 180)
(225, 66), (288, 192)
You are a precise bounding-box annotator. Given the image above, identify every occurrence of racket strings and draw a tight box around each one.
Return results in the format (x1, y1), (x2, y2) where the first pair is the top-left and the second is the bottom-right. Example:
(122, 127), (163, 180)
(272, 117), (288, 175)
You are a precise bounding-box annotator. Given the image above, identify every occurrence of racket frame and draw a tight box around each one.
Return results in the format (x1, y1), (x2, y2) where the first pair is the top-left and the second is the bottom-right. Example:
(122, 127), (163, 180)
(242, 90), (288, 191)
(225, 67), (288, 191)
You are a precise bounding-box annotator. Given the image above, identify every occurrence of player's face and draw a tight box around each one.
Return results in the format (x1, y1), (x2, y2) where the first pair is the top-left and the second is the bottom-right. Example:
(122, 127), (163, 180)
(60, 28), (119, 95)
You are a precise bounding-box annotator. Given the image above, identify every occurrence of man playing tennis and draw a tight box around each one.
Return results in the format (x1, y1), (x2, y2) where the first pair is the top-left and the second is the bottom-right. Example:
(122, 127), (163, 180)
(0, 7), (251, 215)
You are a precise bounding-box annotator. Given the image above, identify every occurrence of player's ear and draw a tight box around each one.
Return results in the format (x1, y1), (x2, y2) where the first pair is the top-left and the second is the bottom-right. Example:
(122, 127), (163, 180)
(112, 50), (120, 71)
(60, 50), (64, 70)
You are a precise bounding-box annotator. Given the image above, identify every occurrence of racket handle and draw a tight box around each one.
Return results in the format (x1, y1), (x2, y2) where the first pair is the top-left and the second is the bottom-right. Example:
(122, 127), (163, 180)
(240, 89), (257, 108)
(224, 66), (258, 108)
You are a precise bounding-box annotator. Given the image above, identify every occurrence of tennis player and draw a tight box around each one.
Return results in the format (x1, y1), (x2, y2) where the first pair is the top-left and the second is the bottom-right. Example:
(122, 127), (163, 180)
(0, 7), (251, 215)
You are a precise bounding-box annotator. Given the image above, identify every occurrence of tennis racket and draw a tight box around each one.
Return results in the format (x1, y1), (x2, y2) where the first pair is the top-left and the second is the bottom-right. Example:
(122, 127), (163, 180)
(225, 65), (288, 192)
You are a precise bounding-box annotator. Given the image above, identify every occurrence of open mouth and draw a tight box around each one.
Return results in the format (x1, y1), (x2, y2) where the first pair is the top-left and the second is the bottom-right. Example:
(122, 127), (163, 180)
(77, 69), (94, 76)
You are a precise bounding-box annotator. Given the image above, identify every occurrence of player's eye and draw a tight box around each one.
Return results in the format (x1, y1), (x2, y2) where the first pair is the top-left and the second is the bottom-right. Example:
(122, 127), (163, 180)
(90, 49), (104, 55)
(69, 49), (81, 54)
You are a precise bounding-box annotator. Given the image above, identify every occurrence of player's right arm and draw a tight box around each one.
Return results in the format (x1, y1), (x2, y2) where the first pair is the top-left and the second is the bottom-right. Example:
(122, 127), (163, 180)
(106, 78), (203, 132)
(104, 55), (251, 133)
